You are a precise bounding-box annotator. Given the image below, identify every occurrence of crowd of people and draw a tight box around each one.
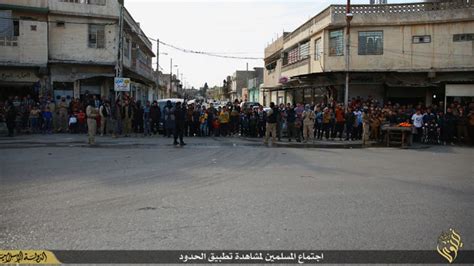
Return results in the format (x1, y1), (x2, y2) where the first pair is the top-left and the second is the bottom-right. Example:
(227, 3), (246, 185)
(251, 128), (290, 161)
(2, 94), (474, 146)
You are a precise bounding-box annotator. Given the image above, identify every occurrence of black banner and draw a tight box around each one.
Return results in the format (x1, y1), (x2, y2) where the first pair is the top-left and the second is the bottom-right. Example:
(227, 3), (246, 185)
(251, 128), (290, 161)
(51, 250), (474, 264)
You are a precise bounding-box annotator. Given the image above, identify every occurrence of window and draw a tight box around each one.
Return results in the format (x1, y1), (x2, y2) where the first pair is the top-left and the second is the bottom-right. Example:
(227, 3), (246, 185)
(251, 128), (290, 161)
(88, 24), (105, 48)
(329, 29), (344, 56)
(287, 46), (299, 65)
(412, 35), (431, 44)
(453, 34), (474, 42)
(56, 21), (65, 27)
(358, 31), (383, 55)
(13, 20), (19, 36)
(124, 38), (130, 58)
(59, 0), (106, 5)
(30, 25), (37, 31)
(299, 41), (310, 59)
(87, 0), (106, 5)
(315, 38), (322, 61)
(0, 11), (18, 46)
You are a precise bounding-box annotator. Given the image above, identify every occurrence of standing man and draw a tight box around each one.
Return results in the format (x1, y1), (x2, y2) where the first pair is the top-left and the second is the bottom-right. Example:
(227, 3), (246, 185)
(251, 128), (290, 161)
(86, 98), (99, 145)
(286, 103), (296, 142)
(57, 96), (69, 133)
(164, 100), (175, 138)
(143, 101), (151, 136)
(411, 109), (424, 143)
(218, 106), (230, 137)
(5, 101), (16, 137)
(150, 101), (161, 135)
(302, 104), (315, 143)
(264, 102), (278, 146)
(173, 101), (186, 146)
(362, 108), (371, 146)
(122, 100), (133, 137)
(99, 100), (111, 136)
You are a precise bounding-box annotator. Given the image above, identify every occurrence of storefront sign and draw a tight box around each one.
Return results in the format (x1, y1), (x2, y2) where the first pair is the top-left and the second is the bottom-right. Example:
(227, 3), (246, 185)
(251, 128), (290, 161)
(114, 77), (131, 92)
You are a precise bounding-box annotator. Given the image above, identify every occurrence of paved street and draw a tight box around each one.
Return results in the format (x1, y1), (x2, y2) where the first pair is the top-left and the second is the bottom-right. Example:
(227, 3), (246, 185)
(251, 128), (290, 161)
(0, 135), (473, 251)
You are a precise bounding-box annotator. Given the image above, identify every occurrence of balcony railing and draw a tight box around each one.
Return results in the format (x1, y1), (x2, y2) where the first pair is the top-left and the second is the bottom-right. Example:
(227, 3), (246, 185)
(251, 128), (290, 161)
(132, 59), (154, 81)
(333, 0), (472, 14)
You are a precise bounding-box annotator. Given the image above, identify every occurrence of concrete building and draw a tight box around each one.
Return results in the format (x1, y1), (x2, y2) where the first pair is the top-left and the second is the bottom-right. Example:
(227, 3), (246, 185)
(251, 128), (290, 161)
(0, 0), (156, 102)
(230, 70), (254, 101)
(262, 0), (474, 107)
(0, 0), (49, 99)
(247, 67), (263, 103)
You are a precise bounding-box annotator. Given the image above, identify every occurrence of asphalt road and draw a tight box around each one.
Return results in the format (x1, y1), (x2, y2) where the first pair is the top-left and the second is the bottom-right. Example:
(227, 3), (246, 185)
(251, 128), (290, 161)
(0, 135), (473, 251)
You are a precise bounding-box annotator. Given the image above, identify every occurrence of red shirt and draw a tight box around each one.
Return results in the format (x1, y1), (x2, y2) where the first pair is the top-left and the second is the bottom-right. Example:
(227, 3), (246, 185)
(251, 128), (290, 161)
(335, 108), (345, 122)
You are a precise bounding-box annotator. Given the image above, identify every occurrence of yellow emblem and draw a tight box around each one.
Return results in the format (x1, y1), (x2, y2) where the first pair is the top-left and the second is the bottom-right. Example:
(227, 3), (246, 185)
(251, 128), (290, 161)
(436, 228), (463, 263)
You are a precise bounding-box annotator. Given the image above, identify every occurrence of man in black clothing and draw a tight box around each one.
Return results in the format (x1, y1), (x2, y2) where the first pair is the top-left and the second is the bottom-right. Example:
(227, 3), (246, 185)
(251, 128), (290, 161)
(286, 103), (296, 142)
(344, 107), (355, 141)
(150, 101), (161, 135)
(173, 102), (186, 146)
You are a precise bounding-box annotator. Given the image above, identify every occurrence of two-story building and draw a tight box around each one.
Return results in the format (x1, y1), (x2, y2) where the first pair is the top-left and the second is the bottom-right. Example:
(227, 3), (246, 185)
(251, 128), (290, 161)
(0, 0), (156, 103)
(0, 0), (49, 99)
(263, 0), (474, 107)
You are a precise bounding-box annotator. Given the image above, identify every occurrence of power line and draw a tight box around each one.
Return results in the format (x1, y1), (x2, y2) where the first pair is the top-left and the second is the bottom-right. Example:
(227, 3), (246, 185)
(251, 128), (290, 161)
(141, 34), (263, 60)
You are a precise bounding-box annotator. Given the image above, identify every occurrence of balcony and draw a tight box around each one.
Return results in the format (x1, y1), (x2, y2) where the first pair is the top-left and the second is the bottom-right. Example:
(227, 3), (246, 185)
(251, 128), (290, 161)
(131, 59), (154, 82)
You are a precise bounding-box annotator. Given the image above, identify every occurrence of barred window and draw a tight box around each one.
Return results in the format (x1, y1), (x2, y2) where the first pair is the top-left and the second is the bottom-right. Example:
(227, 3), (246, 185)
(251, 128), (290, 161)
(124, 38), (130, 58)
(87, 0), (106, 5)
(59, 0), (106, 5)
(88, 24), (105, 48)
(413, 35), (431, 44)
(453, 33), (474, 42)
(299, 41), (309, 59)
(358, 31), (383, 55)
(287, 46), (299, 65)
(329, 29), (344, 56)
(314, 38), (322, 61)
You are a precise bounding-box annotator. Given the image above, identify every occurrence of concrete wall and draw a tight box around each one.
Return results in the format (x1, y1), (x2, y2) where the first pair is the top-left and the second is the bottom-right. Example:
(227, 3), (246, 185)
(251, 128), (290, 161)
(48, 0), (120, 19)
(0, 14), (48, 66)
(325, 21), (474, 72)
(48, 15), (118, 64)
(0, 0), (48, 8)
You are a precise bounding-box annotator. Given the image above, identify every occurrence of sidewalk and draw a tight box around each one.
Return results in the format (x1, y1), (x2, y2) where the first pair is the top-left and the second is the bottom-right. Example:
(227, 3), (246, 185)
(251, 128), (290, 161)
(0, 133), (375, 149)
(239, 136), (373, 148)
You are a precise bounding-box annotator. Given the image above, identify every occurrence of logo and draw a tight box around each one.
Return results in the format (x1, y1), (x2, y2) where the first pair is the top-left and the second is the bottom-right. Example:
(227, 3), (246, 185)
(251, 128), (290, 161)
(437, 228), (463, 263)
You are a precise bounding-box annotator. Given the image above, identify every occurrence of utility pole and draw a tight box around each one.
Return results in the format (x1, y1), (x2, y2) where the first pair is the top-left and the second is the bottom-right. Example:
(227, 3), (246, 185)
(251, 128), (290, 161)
(344, 0), (353, 110)
(115, 3), (124, 102)
(156, 39), (159, 72)
(156, 39), (160, 99)
(170, 58), (173, 98)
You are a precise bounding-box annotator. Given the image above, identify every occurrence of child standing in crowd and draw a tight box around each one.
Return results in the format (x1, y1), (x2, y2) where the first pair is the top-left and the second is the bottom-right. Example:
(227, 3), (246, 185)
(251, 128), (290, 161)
(29, 104), (41, 134)
(200, 108), (209, 137)
(77, 109), (86, 133)
(42, 107), (53, 134)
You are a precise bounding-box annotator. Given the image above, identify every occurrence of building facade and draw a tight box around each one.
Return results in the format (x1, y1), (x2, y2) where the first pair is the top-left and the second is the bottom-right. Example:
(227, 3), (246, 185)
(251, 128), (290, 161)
(0, 0), (156, 103)
(230, 70), (254, 101)
(263, 0), (474, 107)
(247, 67), (263, 103)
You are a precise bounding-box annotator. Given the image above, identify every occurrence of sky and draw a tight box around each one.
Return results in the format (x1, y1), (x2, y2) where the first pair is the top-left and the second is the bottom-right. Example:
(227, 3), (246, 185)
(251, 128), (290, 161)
(125, 0), (412, 89)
